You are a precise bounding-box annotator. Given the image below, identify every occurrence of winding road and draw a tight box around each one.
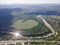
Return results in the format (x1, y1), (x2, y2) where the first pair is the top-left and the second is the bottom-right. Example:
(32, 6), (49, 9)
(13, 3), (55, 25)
(37, 15), (58, 37)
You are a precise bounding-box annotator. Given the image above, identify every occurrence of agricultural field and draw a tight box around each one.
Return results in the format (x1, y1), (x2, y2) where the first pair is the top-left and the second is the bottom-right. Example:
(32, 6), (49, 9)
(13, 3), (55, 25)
(30, 42), (57, 45)
(16, 42), (58, 45)
(12, 19), (39, 29)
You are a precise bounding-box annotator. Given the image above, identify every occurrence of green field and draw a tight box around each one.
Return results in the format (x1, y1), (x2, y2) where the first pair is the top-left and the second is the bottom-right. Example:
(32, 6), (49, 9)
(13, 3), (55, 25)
(12, 19), (39, 29)
(30, 42), (57, 45)
(16, 42), (57, 45)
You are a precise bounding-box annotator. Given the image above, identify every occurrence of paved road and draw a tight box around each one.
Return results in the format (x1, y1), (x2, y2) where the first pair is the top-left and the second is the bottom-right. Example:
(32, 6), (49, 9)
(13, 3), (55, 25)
(0, 40), (60, 43)
(0, 40), (60, 45)
(37, 15), (58, 37)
